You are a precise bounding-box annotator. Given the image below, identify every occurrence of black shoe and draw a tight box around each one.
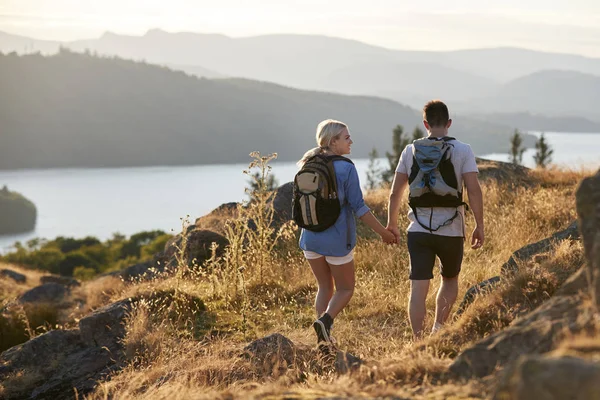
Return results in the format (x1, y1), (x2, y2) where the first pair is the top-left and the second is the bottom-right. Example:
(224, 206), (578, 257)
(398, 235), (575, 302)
(313, 319), (331, 343)
(313, 313), (333, 343)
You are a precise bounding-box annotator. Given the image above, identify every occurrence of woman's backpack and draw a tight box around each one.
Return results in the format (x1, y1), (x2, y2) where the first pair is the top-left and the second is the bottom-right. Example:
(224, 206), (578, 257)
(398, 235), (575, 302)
(292, 155), (352, 232)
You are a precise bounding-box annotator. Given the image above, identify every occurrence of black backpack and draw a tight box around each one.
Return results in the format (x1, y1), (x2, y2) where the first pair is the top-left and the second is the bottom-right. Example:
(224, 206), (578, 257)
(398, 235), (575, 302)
(292, 155), (353, 232)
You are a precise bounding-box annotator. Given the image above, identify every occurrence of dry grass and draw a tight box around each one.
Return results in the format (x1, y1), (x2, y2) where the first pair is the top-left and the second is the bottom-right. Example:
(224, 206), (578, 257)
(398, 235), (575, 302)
(1, 165), (596, 399)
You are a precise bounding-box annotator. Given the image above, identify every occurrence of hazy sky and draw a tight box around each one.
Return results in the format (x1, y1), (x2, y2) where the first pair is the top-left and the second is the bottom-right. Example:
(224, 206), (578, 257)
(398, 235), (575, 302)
(2, 0), (600, 57)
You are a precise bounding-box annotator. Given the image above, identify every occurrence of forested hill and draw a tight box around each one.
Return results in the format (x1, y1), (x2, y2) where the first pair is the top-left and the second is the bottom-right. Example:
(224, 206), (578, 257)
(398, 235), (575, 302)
(0, 50), (518, 170)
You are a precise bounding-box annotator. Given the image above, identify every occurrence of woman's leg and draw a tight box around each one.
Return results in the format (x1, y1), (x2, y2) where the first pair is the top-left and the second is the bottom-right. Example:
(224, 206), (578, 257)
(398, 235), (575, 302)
(308, 257), (334, 317)
(325, 260), (355, 318)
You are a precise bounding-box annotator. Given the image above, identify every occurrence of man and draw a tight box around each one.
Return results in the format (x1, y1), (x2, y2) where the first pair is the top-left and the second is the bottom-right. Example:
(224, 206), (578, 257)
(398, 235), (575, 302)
(386, 100), (484, 339)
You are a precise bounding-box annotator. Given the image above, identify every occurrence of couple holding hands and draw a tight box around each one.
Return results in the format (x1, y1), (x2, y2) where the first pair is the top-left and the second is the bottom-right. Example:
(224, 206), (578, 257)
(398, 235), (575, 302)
(294, 100), (484, 344)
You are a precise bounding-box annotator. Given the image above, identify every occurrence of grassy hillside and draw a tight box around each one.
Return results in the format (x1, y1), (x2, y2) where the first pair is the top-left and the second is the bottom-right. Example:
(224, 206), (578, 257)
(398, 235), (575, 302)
(0, 163), (594, 399)
(0, 50), (520, 170)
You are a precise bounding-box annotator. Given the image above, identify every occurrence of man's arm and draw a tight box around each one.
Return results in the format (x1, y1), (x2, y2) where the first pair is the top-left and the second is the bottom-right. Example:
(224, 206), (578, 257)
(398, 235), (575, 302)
(386, 172), (408, 241)
(463, 172), (484, 249)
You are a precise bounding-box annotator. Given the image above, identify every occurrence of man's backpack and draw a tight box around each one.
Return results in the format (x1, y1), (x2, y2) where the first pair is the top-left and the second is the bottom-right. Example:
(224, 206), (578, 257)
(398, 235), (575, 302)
(292, 155), (353, 232)
(408, 136), (467, 232)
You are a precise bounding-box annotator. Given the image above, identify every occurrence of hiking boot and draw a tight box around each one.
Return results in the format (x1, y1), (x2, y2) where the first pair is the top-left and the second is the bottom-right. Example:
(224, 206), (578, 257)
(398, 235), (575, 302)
(313, 313), (334, 344)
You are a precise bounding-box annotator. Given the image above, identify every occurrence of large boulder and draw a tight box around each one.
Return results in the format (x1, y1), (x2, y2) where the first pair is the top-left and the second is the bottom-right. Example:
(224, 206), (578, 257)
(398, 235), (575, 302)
(494, 355), (600, 400)
(450, 169), (600, 379)
(0, 329), (116, 400)
(575, 169), (600, 305)
(455, 276), (501, 315)
(79, 297), (134, 350)
(450, 294), (587, 379)
(40, 274), (81, 287)
(501, 221), (580, 276)
(19, 282), (69, 304)
(163, 229), (229, 269)
(271, 182), (294, 225)
(475, 158), (535, 187)
(242, 333), (362, 375)
(0, 268), (26, 284)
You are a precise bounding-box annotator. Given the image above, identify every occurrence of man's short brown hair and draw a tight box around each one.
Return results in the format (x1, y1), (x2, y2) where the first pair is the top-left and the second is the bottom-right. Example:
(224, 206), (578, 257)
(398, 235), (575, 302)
(423, 100), (449, 128)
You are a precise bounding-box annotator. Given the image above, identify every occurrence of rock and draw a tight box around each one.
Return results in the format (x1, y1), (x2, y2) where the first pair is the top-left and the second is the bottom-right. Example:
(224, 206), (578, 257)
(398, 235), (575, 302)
(163, 229), (228, 269)
(575, 169), (600, 305)
(79, 298), (134, 350)
(449, 294), (588, 379)
(243, 333), (299, 370)
(455, 276), (501, 315)
(0, 268), (26, 283)
(501, 221), (580, 276)
(242, 333), (363, 375)
(0, 329), (83, 372)
(556, 266), (589, 296)
(475, 158), (535, 187)
(272, 182), (294, 225)
(195, 202), (240, 234)
(40, 274), (81, 287)
(494, 355), (600, 400)
(0, 329), (117, 400)
(19, 282), (69, 304)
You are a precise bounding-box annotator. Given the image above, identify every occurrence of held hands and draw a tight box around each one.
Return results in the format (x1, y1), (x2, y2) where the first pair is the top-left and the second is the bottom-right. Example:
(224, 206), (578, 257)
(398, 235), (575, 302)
(380, 228), (397, 244)
(379, 224), (401, 245)
(471, 226), (484, 249)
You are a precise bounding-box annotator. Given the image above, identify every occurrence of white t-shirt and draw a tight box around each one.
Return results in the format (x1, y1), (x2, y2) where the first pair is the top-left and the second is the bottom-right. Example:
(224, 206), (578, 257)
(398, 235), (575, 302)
(396, 137), (478, 237)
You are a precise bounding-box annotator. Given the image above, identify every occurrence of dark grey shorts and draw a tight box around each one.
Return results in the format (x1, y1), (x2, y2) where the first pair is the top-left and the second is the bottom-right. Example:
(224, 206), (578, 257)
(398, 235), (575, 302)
(407, 232), (464, 280)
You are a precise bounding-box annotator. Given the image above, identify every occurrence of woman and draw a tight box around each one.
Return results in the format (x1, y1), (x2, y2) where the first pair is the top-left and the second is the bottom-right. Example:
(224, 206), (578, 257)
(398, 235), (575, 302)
(298, 119), (396, 345)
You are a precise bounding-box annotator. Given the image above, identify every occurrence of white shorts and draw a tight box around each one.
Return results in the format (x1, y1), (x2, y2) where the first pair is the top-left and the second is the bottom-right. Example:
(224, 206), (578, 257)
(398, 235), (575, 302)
(303, 250), (354, 265)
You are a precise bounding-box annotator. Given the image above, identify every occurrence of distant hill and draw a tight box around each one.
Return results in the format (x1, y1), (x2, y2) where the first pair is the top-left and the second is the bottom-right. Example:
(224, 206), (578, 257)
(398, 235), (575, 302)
(0, 51), (523, 170)
(3, 30), (600, 119)
(474, 112), (600, 133)
(318, 62), (498, 107)
(461, 71), (600, 121)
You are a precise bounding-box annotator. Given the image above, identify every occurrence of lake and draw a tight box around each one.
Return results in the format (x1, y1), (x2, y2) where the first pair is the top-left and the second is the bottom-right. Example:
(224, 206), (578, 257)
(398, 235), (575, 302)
(1, 131), (598, 253)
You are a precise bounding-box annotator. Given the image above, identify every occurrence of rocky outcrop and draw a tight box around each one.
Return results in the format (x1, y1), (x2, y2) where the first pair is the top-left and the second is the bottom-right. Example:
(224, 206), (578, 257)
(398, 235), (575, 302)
(163, 228), (229, 269)
(494, 355), (600, 400)
(242, 333), (362, 375)
(0, 329), (116, 400)
(501, 221), (580, 276)
(450, 293), (589, 378)
(475, 158), (535, 187)
(0, 268), (26, 283)
(0, 290), (207, 399)
(450, 169), (600, 380)
(19, 282), (69, 304)
(40, 274), (81, 287)
(79, 297), (134, 350)
(457, 221), (580, 315)
(575, 169), (600, 305)
(271, 182), (294, 224)
(456, 276), (501, 315)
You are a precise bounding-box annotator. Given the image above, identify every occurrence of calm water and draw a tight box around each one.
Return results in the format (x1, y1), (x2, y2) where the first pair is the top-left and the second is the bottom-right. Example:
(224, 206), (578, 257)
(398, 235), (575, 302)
(1, 131), (598, 253)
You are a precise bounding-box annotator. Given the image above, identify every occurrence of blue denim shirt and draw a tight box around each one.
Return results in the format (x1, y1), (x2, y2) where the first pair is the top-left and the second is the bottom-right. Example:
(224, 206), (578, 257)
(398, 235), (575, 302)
(299, 159), (370, 256)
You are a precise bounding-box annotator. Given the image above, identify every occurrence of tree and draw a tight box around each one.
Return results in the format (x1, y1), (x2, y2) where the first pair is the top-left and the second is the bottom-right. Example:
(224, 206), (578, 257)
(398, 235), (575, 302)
(509, 129), (526, 165)
(533, 132), (553, 169)
(365, 147), (382, 190)
(382, 124), (409, 184)
(412, 126), (426, 141)
(247, 171), (279, 201)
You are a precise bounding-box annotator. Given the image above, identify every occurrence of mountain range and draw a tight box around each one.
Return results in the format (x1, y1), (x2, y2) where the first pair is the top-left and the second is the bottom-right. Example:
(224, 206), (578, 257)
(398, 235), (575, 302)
(0, 51), (526, 170)
(2, 29), (599, 129)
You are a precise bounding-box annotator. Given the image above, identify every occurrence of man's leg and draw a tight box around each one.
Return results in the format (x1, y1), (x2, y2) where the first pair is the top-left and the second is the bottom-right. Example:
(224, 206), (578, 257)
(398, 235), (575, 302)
(407, 232), (437, 340)
(432, 235), (464, 333)
(433, 276), (458, 327)
(409, 279), (430, 339)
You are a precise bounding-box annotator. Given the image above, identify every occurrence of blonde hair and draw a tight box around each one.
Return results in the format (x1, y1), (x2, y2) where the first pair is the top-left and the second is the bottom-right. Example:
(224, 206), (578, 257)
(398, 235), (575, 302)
(297, 119), (348, 167)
